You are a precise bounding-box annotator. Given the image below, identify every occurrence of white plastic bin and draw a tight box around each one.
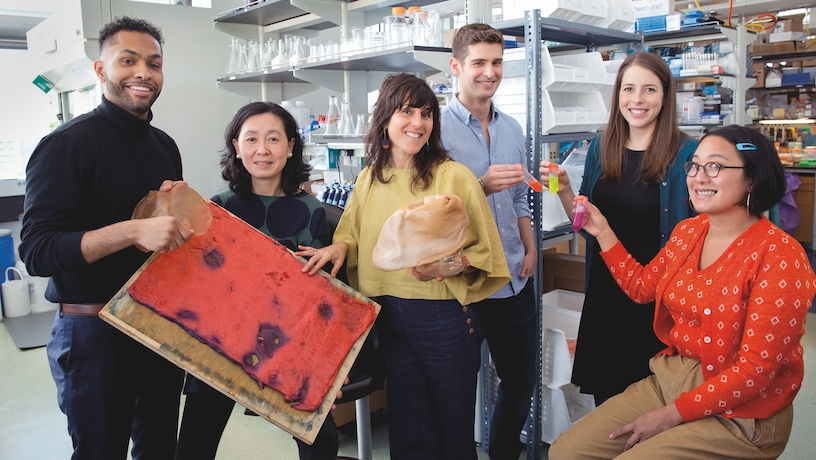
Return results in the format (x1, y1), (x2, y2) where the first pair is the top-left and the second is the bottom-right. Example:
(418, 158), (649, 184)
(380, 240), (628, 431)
(501, 49), (609, 93)
(574, 0), (608, 26)
(544, 91), (608, 134)
(541, 383), (596, 444)
(541, 289), (584, 386)
(600, 0), (636, 30)
(504, 0), (583, 21)
(541, 193), (572, 231)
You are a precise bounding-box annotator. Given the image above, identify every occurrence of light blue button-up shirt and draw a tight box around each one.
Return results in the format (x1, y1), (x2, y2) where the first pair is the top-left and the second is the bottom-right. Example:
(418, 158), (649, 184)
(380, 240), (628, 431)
(441, 95), (531, 299)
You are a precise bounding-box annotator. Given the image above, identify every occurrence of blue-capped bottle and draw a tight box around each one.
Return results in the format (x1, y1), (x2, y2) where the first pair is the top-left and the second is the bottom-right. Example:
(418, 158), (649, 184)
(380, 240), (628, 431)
(319, 182), (333, 203)
(330, 182), (343, 206)
(337, 184), (349, 208)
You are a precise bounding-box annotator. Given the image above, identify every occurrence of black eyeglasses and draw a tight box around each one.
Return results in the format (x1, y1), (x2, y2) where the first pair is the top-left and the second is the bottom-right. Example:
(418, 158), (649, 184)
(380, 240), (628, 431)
(683, 161), (745, 178)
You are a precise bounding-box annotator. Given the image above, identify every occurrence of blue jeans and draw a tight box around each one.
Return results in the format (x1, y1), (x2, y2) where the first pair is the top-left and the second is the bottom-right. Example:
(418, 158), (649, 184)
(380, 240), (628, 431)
(474, 280), (537, 460)
(377, 296), (481, 460)
(47, 310), (183, 460)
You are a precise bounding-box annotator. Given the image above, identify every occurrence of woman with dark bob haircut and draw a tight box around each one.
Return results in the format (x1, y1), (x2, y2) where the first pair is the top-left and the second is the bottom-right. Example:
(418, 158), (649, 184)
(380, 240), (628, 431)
(175, 101), (339, 460)
(300, 73), (510, 459)
(549, 125), (815, 459)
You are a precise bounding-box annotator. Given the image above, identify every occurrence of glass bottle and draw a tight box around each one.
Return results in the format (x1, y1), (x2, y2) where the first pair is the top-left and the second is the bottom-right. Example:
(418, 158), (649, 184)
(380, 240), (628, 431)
(390, 7), (410, 46)
(412, 11), (431, 46)
(325, 95), (341, 135)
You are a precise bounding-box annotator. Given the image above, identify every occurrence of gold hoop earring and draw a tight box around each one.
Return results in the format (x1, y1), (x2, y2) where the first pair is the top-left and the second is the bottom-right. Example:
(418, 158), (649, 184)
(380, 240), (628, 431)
(746, 191), (751, 216)
(688, 198), (697, 214)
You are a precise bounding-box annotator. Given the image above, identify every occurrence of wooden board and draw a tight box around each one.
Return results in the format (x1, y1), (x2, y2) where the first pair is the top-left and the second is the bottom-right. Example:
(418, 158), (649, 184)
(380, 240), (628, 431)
(100, 249), (380, 445)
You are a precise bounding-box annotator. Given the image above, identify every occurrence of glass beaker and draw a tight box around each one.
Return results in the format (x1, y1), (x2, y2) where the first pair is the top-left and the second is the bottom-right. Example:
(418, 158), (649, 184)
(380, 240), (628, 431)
(351, 27), (365, 53)
(325, 95), (341, 135)
(297, 36), (311, 57)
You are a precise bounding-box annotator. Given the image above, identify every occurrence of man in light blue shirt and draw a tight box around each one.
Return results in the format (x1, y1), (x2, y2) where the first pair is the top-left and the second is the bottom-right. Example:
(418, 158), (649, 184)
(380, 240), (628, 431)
(441, 23), (537, 459)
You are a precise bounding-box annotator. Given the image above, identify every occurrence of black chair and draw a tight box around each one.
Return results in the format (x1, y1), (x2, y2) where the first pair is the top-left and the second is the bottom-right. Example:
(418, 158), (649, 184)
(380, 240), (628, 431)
(324, 202), (387, 460)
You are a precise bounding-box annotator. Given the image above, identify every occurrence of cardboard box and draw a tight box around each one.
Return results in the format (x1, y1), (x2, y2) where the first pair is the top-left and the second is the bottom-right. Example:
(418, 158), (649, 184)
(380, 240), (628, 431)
(443, 28), (459, 48)
(751, 42), (775, 54)
(803, 59), (816, 67)
(773, 42), (798, 53)
(542, 253), (586, 293)
(774, 16), (804, 33)
(751, 66), (765, 88)
(770, 31), (807, 43)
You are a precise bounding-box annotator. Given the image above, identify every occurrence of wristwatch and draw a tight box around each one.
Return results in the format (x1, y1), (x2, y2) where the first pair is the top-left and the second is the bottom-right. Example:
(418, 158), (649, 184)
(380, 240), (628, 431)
(478, 177), (491, 196)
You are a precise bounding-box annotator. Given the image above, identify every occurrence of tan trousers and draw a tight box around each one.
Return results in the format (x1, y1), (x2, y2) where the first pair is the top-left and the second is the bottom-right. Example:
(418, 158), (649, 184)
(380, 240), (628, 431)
(549, 354), (793, 460)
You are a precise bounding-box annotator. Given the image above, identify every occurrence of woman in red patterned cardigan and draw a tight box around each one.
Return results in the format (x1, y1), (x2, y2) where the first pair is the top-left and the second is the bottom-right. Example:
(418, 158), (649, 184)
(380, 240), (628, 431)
(549, 125), (816, 460)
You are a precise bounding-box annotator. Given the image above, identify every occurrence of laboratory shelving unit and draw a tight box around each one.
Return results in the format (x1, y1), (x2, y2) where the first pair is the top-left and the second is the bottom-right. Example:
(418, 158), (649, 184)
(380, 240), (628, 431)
(640, 23), (758, 127)
(213, 0), (452, 122)
(488, 10), (640, 458)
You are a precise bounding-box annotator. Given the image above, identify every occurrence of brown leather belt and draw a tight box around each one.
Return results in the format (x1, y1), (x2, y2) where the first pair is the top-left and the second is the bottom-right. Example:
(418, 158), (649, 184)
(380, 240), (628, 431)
(61, 303), (105, 316)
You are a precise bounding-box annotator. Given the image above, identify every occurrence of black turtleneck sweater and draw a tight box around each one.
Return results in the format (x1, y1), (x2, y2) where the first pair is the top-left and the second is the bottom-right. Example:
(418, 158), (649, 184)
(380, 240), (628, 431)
(20, 96), (182, 304)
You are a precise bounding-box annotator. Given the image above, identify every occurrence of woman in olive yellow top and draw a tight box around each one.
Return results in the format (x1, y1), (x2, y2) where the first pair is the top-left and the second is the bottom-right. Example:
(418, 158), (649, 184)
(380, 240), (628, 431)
(299, 73), (509, 460)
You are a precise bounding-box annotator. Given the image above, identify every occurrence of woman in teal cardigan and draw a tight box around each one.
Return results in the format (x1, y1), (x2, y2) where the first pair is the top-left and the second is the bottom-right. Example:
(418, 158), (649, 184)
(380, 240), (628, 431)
(541, 51), (699, 404)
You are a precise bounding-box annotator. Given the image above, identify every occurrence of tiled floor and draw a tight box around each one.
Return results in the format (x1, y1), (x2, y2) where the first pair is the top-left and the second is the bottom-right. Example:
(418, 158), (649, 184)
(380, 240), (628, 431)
(2, 311), (816, 459)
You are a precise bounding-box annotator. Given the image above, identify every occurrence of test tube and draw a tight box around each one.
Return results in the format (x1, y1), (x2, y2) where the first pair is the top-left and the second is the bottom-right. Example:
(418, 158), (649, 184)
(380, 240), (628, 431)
(548, 163), (559, 194)
(517, 164), (542, 192)
(572, 195), (588, 232)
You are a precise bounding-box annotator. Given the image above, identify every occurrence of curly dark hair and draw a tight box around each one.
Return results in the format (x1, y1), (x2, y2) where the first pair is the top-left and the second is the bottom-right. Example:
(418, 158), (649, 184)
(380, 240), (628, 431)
(99, 17), (164, 53)
(221, 102), (309, 199)
(363, 73), (449, 191)
(701, 125), (784, 216)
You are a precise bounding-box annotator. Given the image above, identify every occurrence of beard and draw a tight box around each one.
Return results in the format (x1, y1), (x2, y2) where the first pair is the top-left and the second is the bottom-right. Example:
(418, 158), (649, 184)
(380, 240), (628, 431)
(104, 79), (160, 117)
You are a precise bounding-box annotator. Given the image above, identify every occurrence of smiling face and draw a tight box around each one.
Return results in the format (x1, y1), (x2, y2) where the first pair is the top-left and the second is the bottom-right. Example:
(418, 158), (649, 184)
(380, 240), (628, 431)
(386, 104), (433, 165)
(232, 112), (295, 193)
(94, 31), (163, 120)
(450, 42), (504, 107)
(618, 64), (664, 138)
(687, 136), (751, 218)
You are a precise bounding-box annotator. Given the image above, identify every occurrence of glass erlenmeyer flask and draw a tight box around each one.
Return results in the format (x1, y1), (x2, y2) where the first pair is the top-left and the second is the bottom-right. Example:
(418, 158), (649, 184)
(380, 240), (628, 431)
(325, 95), (341, 135)
(338, 101), (353, 136)
(227, 37), (239, 74)
(246, 39), (260, 72)
(284, 34), (296, 58)
(236, 43), (248, 73)
(354, 114), (366, 136)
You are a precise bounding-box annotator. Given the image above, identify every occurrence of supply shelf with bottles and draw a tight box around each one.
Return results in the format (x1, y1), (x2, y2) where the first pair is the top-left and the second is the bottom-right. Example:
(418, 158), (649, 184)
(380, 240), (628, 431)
(641, 24), (757, 129)
(484, 9), (641, 458)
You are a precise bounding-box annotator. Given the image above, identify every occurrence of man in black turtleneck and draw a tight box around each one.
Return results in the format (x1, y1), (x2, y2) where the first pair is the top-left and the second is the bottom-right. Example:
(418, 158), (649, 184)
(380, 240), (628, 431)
(20, 17), (191, 460)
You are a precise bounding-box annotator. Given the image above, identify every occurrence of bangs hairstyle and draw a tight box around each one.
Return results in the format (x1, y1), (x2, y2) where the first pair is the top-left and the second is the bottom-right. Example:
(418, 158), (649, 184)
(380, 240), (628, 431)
(451, 23), (504, 61)
(701, 125), (784, 216)
(602, 51), (689, 184)
(364, 73), (449, 191)
(99, 16), (164, 53)
(220, 102), (309, 199)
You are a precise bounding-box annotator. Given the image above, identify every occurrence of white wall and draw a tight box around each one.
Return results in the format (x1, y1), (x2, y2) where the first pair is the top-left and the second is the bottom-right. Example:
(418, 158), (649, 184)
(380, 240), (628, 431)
(108, 0), (250, 197)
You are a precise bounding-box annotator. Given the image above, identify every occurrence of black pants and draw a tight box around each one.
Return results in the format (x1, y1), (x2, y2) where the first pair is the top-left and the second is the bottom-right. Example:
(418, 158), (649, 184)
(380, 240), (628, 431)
(174, 377), (339, 460)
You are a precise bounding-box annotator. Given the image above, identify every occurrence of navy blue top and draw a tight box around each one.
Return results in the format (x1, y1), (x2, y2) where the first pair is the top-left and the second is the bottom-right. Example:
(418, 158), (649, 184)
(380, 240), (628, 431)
(19, 96), (182, 303)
